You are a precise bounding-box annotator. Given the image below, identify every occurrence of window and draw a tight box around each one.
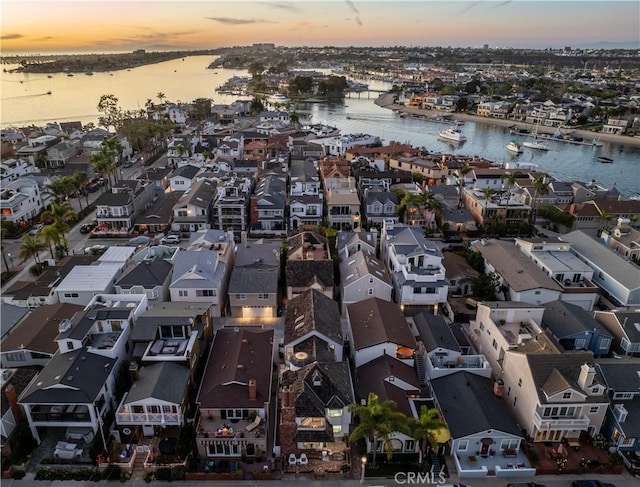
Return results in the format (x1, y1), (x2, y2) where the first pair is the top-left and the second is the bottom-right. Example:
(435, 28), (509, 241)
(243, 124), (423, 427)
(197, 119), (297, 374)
(369, 277), (374, 283)
(196, 289), (215, 297)
(500, 439), (519, 450)
(368, 288), (374, 295)
(562, 392), (571, 399)
(146, 289), (159, 299)
(148, 405), (161, 414)
(457, 440), (469, 451)
(621, 437), (635, 447)
(327, 409), (342, 417)
(614, 392), (634, 400)
(404, 440), (415, 451)
(257, 293), (268, 300)
(518, 378), (522, 387)
(589, 406), (599, 414)
(63, 293), (79, 298)
(332, 425), (342, 434)
(178, 290), (188, 297)
(575, 338), (586, 349)
(492, 339), (498, 350)
(162, 405), (176, 413)
(6, 351), (26, 362)
(599, 338), (611, 350)
(235, 294), (246, 300)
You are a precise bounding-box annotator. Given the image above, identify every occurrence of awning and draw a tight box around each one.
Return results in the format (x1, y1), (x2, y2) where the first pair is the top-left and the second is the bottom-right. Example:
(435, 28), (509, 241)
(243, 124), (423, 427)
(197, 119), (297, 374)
(433, 427), (451, 444)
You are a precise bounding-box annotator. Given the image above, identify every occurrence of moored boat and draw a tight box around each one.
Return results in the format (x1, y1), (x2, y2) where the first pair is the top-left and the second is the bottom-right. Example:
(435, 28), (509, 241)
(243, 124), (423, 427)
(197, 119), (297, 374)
(506, 140), (523, 154)
(438, 127), (467, 143)
(598, 156), (614, 164)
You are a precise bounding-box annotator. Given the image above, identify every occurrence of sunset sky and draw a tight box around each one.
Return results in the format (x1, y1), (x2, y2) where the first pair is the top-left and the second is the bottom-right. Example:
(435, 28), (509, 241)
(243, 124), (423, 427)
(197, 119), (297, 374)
(2, 0), (639, 54)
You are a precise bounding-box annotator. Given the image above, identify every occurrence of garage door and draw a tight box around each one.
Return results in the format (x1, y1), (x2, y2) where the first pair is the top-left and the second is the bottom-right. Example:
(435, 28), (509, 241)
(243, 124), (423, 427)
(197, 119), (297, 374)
(243, 306), (273, 318)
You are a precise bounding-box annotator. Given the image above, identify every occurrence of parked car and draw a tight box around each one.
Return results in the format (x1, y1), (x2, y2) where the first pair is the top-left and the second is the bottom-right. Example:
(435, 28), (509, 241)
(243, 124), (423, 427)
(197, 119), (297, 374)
(160, 234), (181, 244)
(128, 235), (152, 245)
(571, 481), (615, 487)
(29, 223), (44, 235)
(442, 234), (465, 250)
(80, 222), (98, 234)
(87, 182), (101, 193)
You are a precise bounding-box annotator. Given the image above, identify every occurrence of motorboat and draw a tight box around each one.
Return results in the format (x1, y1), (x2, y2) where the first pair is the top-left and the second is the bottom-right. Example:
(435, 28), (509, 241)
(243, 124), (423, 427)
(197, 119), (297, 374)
(438, 127), (467, 143)
(268, 93), (289, 105)
(506, 140), (523, 154)
(598, 156), (614, 164)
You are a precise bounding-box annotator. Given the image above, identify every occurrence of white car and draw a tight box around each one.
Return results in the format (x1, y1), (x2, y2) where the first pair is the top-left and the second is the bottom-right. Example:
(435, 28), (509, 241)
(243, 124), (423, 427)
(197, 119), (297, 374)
(160, 235), (181, 244)
(29, 223), (45, 235)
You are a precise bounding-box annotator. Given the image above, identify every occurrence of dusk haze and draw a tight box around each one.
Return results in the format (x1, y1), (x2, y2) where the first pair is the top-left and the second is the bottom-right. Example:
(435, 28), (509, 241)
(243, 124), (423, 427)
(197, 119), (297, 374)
(2, 0), (639, 54)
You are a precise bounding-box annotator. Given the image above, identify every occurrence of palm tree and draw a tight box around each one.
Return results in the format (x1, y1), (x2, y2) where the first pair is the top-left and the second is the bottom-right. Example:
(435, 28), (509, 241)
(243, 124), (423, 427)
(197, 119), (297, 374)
(500, 171), (522, 223)
(40, 224), (60, 260)
(482, 188), (493, 201)
(456, 164), (472, 209)
(530, 175), (549, 226)
(349, 393), (412, 468)
(156, 92), (166, 105)
(19, 235), (47, 265)
(73, 171), (90, 208)
(45, 177), (73, 204)
(42, 201), (76, 249)
(413, 405), (447, 460)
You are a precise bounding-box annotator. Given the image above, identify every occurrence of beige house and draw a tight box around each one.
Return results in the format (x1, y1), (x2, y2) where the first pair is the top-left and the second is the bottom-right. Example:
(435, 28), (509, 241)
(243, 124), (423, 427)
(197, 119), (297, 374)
(501, 352), (609, 443)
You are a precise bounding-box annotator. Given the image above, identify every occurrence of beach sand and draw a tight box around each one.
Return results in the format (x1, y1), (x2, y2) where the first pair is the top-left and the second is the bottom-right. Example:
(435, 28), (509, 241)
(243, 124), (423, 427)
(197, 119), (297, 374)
(374, 93), (640, 148)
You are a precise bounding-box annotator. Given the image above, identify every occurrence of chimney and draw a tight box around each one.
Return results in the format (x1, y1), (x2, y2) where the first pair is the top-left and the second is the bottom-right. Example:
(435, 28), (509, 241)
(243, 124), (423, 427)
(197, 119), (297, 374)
(248, 379), (257, 400)
(577, 363), (596, 391)
(129, 361), (139, 382)
(5, 384), (23, 424)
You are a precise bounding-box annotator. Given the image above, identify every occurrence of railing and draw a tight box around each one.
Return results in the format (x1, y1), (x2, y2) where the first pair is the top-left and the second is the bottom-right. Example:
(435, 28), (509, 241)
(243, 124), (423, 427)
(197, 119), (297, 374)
(532, 411), (590, 429)
(115, 410), (181, 425)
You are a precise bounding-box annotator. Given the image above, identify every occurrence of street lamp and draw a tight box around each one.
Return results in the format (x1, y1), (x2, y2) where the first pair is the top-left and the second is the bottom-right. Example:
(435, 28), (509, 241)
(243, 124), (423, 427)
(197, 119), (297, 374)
(360, 456), (367, 484)
(7, 253), (13, 272)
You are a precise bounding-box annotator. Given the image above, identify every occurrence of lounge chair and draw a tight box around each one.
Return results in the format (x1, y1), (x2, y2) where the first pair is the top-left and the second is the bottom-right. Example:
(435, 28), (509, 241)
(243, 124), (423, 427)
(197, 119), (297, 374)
(288, 453), (297, 465)
(299, 453), (308, 466)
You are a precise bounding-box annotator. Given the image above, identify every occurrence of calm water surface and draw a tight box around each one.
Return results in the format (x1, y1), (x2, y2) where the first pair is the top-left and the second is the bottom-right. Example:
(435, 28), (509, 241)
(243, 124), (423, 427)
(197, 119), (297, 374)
(2, 55), (638, 196)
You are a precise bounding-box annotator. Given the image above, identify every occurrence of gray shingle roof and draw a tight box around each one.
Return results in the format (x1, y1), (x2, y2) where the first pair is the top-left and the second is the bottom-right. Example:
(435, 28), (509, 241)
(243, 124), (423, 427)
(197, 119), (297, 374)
(116, 258), (173, 288)
(347, 297), (416, 350)
(228, 264), (278, 294)
(414, 312), (461, 353)
(542, 300), (611, 339)
(284, 288), (342, 345)
(125, 362), (190, 404)
(431, 372), (523, 439)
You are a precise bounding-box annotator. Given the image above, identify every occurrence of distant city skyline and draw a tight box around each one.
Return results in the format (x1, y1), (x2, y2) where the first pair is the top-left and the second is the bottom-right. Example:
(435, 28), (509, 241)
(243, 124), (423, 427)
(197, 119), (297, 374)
(2, 0), (639, 55)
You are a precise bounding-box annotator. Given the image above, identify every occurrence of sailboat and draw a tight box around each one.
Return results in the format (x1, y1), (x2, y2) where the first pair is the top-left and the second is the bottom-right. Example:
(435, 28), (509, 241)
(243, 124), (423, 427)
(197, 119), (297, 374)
(523, 120), (549, 151)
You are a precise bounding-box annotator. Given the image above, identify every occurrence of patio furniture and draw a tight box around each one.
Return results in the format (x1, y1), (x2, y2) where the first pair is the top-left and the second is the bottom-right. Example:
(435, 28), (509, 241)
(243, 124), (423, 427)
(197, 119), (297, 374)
(245, 415), (262, 432)
(54, 441), (82, 460)
(503, 448), (517, 458)
(204, 459), (214, 472)
(288, 453), (297, 465)
(299, 453), (308, 466)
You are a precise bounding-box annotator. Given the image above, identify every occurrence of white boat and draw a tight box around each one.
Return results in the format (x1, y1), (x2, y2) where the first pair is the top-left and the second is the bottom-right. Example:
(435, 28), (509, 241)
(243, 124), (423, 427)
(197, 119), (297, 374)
(506, 140), (523, 154)
(523, 139), (549, 151)
(522, 121), (549, 151)
(268, 93), (289, 105)
(438, 127), (467, 143)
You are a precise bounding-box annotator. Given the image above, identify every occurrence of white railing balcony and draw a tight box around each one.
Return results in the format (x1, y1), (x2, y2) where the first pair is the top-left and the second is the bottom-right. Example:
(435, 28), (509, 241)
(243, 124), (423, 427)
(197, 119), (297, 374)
(116, 410), (182, 426)
(532, 411), (590, 430)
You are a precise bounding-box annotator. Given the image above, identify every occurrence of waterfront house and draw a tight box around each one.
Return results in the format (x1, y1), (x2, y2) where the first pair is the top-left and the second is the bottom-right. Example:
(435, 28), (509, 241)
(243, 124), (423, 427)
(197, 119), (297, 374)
(413, 311), (491, 381)
(279, 361), (355, 456)
(500, 351), (608, 443)
(195, 328), (274, 461)
(594, 310), (640, 356)
(380, 220), (449, 310)
(285, 231), (334, 300)
(600, 218), (640, 262)
(0, 176), (50, 225)
(431, 372), (532, 479)
(560, 230), (640, 308)
(129, 302), (213, 380)
(250, 175), (286, 235)
(541, 300), (613, 356)
(284, 288), (344, 365)
(114, 257), (173, 303)
(597, 360), (640, 461)
(0, 303), (84, 369)
(468, 301), (561, 375)
(19, 294), (148, 444)
(363, 190), (399, 227)
(169, 250), (229, 316)
(171, 179), (217, 233)
(346, 297), (416, 368)
(114, 362), (190, 440)
(339, 250), (392, 316)
(355, 354), (421, 454)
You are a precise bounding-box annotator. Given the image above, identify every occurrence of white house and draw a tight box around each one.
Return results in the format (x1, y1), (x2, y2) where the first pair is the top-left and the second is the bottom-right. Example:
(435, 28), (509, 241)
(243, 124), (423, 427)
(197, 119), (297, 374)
(339, 250), (392, 316)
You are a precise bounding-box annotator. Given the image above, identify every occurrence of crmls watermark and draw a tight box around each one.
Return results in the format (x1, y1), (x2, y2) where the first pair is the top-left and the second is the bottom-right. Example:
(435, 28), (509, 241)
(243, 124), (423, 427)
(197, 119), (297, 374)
(394, 471), (447, 485)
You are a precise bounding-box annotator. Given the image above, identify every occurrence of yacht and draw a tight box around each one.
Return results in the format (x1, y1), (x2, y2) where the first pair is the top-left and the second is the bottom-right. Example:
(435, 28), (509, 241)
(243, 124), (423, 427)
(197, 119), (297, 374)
(506, 140), (523, 154)
(268, 93), (289, 105)
(523, 139), (549, 151)
(438, 127), (467, 143)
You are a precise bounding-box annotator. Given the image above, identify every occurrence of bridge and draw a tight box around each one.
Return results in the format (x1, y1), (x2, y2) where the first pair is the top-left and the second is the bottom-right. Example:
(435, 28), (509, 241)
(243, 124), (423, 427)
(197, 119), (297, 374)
(344, 88), (389, 99)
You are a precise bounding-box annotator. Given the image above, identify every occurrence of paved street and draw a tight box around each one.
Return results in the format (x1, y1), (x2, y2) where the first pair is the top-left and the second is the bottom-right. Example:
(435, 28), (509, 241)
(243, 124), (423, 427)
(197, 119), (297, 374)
(1, 153), (168, 295)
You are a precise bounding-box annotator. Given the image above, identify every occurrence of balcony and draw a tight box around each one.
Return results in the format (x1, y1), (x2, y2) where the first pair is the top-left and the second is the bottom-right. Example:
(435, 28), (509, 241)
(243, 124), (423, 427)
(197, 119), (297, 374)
(142, 335), (196, 362)
(532, 411), (590, 430)
(30, 404), (91, 423)
(196, 415), (266, 440)
(96, 209), (133, 218)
